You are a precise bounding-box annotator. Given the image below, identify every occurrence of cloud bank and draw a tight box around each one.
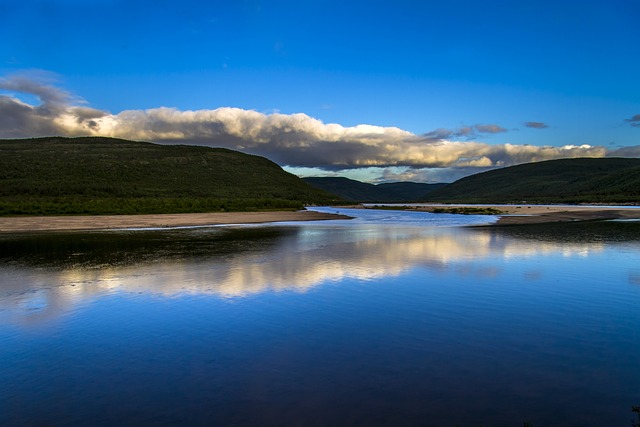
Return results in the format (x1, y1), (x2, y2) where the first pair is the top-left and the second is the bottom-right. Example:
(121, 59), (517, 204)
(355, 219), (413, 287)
(1, 73), (631, 182)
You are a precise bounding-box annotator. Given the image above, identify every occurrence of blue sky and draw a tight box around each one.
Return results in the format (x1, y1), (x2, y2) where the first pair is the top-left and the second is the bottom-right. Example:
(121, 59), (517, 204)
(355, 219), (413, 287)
(1, 0), (639, 182)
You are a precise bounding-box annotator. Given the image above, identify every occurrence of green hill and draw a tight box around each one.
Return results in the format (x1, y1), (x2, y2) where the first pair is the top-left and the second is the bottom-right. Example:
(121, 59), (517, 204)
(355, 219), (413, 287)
(303, 177), (446, 202)
(424, 158), (640, 204)
(0, 137), (341, 216)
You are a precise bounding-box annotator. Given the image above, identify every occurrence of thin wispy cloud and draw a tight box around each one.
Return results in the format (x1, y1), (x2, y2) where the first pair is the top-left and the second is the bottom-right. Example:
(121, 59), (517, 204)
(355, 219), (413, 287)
(524, 121), (549, 129)
(0, 73), (627, 180)
(422, 124), (507, 142)
(475, 124), (507, 134)
(626, 114), (640, 127)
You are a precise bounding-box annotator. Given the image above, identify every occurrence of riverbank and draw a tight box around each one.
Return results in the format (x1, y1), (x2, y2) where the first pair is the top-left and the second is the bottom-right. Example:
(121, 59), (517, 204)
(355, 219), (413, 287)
(361, 204), (640, 225)
(2, 205), (639, 233)
(0, 210), (352, 233)
(491, 206), (640, 225)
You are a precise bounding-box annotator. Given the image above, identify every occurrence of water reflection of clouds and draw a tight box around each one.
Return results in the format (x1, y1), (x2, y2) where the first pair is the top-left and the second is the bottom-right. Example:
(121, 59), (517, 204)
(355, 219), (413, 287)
(0, 268), (116, 327)
(0, 223), (635, 325)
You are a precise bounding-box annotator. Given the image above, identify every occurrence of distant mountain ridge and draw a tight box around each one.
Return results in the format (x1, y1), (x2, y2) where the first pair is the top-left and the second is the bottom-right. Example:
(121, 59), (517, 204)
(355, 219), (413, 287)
(0, 136), (341, 215)
(424, 157), (640, 204)
(303, 177), (447, 202)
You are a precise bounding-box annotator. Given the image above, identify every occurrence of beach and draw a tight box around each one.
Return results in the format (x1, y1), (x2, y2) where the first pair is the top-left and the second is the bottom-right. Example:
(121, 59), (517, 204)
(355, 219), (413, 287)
(390, 204), (640, 225)
(0, 210), (352, 233)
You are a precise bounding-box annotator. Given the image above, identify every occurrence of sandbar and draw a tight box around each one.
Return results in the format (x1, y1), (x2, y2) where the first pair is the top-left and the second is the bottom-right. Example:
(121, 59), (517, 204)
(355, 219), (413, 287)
(0, 210), (352, 233)
(491, 206), (640, 225)
(362, 204), (640, 225)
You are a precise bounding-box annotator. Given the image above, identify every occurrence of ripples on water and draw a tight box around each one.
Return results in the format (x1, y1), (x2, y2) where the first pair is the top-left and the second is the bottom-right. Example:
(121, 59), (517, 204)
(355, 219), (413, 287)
(1, 207), (640, 426)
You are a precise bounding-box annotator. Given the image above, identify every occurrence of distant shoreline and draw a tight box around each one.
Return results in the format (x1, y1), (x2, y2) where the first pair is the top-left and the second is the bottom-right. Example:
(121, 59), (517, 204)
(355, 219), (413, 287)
(0, 210), (352, 233)
(358, 203), (640, 225)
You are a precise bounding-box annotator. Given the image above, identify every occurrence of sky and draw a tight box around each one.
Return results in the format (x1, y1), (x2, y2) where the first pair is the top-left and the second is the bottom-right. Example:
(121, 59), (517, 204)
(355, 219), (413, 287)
(1, 0), (639, 183)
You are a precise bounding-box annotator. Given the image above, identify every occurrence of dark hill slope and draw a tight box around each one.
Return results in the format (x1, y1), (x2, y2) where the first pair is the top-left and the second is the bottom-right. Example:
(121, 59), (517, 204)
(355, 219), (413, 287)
(424, 158), (640, 204)
(0, 137), (340, 215)
(303, 177), (446, 202)
(376, 181), (448, 201)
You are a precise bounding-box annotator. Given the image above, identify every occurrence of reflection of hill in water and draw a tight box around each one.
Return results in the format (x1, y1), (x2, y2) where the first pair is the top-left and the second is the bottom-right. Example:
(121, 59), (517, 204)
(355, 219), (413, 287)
(0, 227), (292, 269)
(475, 220), (640, 244)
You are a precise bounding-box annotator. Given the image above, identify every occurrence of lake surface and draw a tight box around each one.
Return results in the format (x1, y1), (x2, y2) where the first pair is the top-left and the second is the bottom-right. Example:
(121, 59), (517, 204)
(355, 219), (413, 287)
(1, 207), (640, 426)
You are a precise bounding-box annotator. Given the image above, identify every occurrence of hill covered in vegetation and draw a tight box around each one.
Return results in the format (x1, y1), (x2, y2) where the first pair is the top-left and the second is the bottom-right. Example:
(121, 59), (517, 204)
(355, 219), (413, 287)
(424, 158), (640, 204)
(303, 177), (446, 202)
(0, 137), (341, 215)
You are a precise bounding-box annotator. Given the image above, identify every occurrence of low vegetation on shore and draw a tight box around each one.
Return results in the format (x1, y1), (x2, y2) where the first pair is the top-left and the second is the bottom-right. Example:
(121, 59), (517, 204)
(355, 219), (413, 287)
(367, 205), (502, 215)
(430, 206), (503, 215)
(0, 137), (341, 216)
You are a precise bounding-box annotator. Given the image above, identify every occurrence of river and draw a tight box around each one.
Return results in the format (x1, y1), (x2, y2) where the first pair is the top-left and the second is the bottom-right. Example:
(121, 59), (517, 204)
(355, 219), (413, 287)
(1, 207), (639, 426)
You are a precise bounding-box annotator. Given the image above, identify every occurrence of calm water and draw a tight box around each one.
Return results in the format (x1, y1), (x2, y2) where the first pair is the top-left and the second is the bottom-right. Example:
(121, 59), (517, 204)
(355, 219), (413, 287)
(1, 207), (640, 426)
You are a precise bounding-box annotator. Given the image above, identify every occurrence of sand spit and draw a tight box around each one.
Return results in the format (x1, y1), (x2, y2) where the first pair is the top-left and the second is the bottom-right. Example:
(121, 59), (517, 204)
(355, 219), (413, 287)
(361, 204), (640, 225)
(492, 207), (640, 225)
(0, 210), (352, 233)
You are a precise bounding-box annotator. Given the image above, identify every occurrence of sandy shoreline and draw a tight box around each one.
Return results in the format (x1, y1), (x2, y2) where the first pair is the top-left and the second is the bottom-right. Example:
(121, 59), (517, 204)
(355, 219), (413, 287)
(1, 205), (639, 233)
(0, 210), (352, 233)
(376, 204), (640, 225)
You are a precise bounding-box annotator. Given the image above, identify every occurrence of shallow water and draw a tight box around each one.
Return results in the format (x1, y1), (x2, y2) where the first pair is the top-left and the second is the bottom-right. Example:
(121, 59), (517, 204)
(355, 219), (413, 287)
(1, 207), (639, 426)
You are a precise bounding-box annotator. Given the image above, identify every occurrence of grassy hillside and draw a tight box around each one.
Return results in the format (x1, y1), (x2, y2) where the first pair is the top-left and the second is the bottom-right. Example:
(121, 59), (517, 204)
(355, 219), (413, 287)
(0, 137), (341, 215)
(425, 158), (640, 204)
(304, 177), (446, 202)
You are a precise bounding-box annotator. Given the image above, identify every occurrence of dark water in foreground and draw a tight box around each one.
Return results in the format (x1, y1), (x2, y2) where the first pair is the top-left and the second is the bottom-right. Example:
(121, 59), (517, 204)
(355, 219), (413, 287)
(1, 207), (639, 426)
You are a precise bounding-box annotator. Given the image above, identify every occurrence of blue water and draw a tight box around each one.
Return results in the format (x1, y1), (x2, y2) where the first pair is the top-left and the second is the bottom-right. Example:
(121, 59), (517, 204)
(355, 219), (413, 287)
(1, 208), (639, 426)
